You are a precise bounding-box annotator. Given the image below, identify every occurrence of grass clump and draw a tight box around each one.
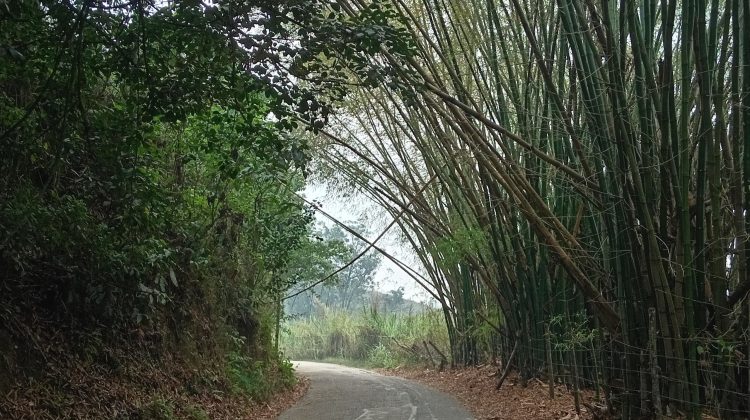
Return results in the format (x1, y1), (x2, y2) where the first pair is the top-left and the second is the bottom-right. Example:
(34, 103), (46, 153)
(139, 398), (176, 420)
(184, 405), (209, 420)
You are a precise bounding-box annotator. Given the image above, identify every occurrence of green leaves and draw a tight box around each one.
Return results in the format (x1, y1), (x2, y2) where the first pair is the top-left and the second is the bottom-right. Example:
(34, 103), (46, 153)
(0, 1), (321, 329)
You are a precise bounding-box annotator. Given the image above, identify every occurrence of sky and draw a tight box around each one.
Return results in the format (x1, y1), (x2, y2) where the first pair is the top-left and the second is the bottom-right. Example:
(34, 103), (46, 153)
(301, 182), (435, 303)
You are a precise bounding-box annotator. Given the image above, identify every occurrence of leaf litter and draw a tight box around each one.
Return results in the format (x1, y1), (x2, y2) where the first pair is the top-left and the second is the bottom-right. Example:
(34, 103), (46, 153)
(378, 364), (597, 420)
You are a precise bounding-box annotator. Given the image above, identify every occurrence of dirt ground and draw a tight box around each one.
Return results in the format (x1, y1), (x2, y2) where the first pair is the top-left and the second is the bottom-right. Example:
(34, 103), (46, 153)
(378, 365), (597, 420)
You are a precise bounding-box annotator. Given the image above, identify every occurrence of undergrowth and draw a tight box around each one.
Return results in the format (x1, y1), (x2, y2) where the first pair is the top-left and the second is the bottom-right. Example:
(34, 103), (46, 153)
(281, 306), (449, 368)
(0, 324), (298, 419)
(227, 351), (296, 401)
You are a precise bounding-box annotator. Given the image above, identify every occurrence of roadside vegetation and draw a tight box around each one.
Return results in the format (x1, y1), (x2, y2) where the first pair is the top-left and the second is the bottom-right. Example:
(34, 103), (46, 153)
(0, 2), (306, 415)
(282, 306), (449, 369)
(0, 1), (403, 418)
(281, 224), (449, 369)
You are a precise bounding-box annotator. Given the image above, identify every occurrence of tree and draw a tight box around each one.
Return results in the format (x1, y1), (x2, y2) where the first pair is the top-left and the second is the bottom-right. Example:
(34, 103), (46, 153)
(285, 222), (382, 316)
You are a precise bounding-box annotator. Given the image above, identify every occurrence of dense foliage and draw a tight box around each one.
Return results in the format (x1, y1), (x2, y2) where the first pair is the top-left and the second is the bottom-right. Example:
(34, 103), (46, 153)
(0, 1), (376, 415)
(1, 0), (312, 339)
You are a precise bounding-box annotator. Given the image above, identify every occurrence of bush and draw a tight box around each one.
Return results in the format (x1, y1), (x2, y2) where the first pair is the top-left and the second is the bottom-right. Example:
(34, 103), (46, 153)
(227, 333), (297, 402)
(227, 353), (272, 400)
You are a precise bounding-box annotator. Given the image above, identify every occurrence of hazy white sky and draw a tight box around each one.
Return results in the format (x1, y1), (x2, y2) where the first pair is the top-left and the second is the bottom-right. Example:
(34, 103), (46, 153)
(301, 182), (433, 302)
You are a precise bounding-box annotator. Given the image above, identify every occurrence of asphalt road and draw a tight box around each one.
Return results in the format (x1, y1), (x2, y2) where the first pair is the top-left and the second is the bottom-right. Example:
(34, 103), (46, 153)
(278, 361), (474, 420)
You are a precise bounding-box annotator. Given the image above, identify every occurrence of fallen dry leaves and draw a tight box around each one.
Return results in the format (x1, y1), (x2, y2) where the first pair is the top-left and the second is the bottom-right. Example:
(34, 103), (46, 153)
(246, 377), (309, 420)
(379, 365), (596, 420)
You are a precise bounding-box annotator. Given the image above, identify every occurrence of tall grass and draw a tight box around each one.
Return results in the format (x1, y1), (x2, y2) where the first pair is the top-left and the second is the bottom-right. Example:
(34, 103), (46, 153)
(280, 307), (449, 368)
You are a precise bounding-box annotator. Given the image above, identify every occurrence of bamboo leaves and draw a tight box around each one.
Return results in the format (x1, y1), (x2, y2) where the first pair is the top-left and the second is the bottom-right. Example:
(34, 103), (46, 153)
(314, 0), (750, 413)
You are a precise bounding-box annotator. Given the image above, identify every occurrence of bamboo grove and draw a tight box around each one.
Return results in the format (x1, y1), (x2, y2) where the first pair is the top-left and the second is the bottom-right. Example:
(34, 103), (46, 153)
(311, 0), (750, 417)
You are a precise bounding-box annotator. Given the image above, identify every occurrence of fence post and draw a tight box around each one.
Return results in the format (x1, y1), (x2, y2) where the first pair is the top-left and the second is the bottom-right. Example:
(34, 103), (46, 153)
(649, 307), (662, 417)
(545, 322), (554, 399)
(572, 348), (581, 415)
(423, 340), (436, 369)
(640, 350), (648, 415)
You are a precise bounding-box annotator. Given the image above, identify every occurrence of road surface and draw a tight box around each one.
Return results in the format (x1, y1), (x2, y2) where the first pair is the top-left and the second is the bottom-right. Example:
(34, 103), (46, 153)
(278, 361), (474, 420)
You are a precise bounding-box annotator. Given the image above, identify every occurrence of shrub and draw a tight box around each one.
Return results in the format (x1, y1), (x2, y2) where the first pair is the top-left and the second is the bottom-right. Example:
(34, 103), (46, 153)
(185, 405), (209, 420)
(227, 353), (272, 400)
(139, 398), (175, 420)
(226, 333), (297, 402)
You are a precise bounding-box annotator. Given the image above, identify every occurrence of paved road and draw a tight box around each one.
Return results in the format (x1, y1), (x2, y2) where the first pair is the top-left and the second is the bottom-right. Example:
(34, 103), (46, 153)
(278, 361), (474, 420)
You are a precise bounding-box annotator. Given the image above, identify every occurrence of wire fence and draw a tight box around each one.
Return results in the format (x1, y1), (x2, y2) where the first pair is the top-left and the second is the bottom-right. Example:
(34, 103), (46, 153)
(493, 325), (750, 418)
(421, 308), (750, 419)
